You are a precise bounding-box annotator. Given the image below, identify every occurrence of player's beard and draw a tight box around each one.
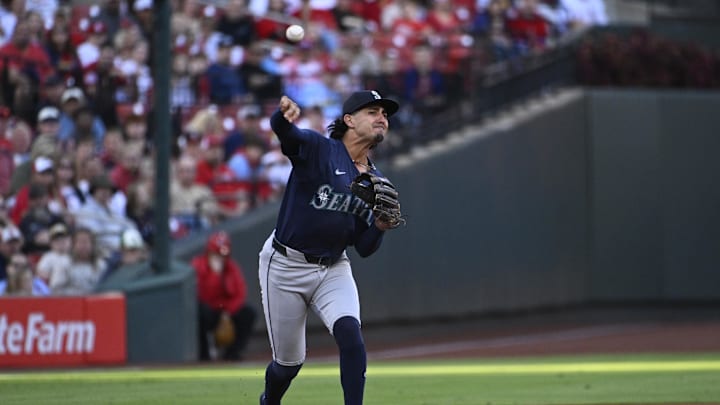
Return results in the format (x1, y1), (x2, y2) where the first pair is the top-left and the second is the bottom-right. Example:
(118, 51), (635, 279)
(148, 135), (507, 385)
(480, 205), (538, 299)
(371, 133), (384, 148)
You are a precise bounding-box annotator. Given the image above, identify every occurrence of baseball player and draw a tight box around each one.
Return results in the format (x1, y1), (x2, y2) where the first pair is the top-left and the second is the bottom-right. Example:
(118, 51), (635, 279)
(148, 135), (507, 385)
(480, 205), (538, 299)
(258, 91), (401, 405)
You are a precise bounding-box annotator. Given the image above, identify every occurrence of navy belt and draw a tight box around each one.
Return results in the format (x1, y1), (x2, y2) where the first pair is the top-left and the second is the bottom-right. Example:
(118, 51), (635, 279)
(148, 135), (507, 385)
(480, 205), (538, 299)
(272, 238), (337, 266)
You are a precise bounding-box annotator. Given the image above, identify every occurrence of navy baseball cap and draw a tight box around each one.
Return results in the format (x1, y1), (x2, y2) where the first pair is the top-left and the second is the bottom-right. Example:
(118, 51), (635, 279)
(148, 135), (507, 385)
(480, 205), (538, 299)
(342, 90), (399, 117)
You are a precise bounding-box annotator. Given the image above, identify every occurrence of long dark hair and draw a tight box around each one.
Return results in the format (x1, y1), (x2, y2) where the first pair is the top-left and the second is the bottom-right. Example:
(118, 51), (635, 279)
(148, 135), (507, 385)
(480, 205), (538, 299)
(327, 117), (348, 140)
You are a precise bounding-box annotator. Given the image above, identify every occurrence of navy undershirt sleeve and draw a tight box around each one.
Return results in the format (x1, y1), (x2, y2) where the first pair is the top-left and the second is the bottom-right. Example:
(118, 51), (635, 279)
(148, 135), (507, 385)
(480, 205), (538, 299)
(354, 223), (384, 257)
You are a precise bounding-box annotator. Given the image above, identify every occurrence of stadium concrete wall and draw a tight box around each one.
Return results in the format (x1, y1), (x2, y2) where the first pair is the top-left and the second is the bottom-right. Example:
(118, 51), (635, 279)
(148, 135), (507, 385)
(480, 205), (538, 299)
(172, 89), (720, 330)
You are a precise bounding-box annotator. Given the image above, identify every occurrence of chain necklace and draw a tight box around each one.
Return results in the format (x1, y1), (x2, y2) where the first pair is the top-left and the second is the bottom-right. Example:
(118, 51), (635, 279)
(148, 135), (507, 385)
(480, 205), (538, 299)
(352, 159), (376, 171)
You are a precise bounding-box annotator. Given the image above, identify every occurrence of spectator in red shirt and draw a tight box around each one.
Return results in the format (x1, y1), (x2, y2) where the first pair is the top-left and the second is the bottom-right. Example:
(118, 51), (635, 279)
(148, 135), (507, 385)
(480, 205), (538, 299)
(255, 0), (294, 41)
(196, 134), (252, 218)
(0, 132), (14, 197)
(192, 230), (256, 361)
(506, 0), (550, 54)
(426, 0), (463, 35)
(0, 20), (53, 86)
(110, 141), (144, 193)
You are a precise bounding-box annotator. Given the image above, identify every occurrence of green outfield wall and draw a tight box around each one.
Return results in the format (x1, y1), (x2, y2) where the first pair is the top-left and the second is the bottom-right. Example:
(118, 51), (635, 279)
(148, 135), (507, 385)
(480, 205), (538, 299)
(102, 89), (720, 362)
(174, 89), (720, 327)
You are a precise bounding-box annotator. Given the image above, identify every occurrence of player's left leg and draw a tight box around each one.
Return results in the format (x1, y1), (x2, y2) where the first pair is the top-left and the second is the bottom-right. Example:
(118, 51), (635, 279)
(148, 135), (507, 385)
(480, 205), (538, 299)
(333, 316), (366, 405)
(311, 257), (365, 405)
(261, 360), (302, 405)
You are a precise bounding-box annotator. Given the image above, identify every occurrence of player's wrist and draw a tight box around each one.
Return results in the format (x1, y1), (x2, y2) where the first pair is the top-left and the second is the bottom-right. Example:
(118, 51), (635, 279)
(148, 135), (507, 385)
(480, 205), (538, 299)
(374, 219), (391, 231)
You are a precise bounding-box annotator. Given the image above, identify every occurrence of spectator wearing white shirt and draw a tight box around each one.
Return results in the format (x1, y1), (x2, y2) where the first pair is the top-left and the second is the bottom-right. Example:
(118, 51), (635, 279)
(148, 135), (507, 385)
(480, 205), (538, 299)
(35, 222), (72, 287)
(73, 174), (137, 258)
(76, 20), (108, 69)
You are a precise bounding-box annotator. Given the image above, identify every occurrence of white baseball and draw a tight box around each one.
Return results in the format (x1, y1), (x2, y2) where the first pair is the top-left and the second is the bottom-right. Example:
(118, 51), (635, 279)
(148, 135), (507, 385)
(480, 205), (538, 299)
(285, 24), (305, 42)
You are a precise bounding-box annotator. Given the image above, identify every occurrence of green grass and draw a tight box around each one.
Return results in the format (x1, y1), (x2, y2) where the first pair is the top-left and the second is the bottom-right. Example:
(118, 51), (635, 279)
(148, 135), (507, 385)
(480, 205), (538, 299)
(1, 353), (719, 404)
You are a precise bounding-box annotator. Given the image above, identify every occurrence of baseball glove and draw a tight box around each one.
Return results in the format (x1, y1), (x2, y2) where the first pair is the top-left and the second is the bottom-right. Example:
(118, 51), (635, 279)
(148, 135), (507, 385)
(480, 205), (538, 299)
(214, 312), (235, 348)
(350, 173), (404, 229)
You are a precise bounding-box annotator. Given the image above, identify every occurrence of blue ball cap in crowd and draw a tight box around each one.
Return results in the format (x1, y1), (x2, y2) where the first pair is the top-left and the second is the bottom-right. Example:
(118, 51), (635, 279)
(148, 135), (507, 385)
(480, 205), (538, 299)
(342, 90), (399, 117)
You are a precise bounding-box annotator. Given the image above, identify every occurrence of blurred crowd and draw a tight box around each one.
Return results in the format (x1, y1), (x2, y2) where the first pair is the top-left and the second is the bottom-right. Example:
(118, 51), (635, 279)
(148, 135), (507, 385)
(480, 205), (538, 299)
(0, 0), (608, 297)
(576, 29), (720, 88)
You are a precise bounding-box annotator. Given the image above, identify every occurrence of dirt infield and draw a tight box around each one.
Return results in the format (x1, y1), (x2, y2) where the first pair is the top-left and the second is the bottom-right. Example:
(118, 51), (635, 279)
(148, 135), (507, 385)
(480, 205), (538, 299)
(243, 304), (720, 362)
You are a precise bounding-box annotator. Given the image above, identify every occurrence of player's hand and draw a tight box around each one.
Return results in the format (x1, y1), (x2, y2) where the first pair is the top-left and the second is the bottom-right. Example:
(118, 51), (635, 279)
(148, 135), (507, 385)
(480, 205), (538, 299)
(374, 218), (394, 231)
(279, 95), (301, 123)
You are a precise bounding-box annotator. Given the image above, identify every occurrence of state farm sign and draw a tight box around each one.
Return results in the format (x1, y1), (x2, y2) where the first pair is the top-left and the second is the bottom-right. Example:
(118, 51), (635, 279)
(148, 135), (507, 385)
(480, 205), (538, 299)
(0, 313), (95, 355)
(0, 294), (126, 367)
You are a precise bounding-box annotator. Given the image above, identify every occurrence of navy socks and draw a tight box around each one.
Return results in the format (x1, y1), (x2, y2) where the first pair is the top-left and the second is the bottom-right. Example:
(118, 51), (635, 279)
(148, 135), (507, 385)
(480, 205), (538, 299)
(333, 316), (366, 405)
(262, 316), (366, 405)
(263, 361), (302, 405)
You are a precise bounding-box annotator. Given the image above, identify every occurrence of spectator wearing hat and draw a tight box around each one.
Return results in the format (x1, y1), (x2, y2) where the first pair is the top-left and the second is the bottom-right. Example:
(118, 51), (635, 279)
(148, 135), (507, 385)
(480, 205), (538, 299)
(192, 231), (256, 361)
(18, 182), (64, 257)
(57, 87), (106, 148)
(8, 155), (59, 225)
(132, 0), (155, 58)
(73, 174), (138, 258)
(36, 106), (61, 138)
(50, 227), (106, 295)
(101, 227), (148, 282)
(35, 222), (73, 286)
(6, 131), (58, 198)
(206, 35), (247, 105)
(0, 225), (24, 282)
(33, 119), (62, 164)
(133, 0), (154, 24)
